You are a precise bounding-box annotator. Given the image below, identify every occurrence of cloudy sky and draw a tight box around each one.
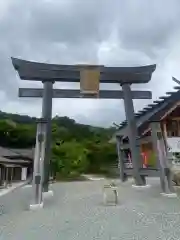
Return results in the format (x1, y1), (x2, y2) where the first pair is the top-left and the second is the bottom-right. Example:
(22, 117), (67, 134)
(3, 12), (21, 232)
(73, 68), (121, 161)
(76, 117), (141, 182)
(0, 0), (180, 127)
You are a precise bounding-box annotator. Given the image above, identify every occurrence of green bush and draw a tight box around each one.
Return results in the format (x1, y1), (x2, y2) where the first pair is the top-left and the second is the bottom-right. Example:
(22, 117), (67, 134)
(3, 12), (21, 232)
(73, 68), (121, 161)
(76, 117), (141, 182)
(147, 152), (156, 167)
(84, 141), (117, 173)
(52, 140), (89, 178)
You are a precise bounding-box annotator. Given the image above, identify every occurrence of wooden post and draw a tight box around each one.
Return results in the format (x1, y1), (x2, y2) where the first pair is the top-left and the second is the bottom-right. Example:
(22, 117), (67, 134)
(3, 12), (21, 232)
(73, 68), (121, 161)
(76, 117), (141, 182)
(162, 121), (168, 154)
(10, 167), (13, 186)
(178, 120), (180, 136)
(150, 121), (175, 194)
(0, 167), (2, 186)
(163, 121), (168, 139)
(116, 136), (127, 182)
(5, 168), (8, 188)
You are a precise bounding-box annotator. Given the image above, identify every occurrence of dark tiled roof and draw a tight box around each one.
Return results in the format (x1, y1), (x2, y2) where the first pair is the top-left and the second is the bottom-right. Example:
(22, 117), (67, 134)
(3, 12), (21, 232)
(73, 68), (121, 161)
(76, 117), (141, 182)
(0, 163), (23, 168)
(0, 147), (34, 160)
(0, 147), (19, 157)
(117, 78), (180, 137)
(9, 148), (34, 159)
(0, 156), (14, 163)
(0, 146), (33, 167)
(0, 158), (30, 164)
(0, 154), (31, 168)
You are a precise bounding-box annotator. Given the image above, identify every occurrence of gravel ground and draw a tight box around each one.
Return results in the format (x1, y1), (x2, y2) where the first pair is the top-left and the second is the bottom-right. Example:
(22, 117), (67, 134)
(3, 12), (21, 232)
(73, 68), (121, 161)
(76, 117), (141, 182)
(0, 178), (180, 239)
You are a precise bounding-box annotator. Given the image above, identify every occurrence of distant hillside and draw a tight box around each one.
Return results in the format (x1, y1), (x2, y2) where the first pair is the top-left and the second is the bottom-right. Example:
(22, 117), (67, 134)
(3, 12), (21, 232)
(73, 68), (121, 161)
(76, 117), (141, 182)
(52, 115), (115, 141)
(0, 111), (37, 124)
(0, 111), (116, 140)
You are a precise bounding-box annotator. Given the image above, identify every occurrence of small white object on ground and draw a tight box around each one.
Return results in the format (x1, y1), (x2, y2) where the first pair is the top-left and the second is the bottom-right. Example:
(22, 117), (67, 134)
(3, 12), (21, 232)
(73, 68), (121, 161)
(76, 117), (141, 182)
(23, 184), (32, 188)
(82, 174), (105, 181)
(29, 202), (44, 210)
(132, 184), (151, 189)
(161, 192), (177, 198)
(43, 190), (54, 199)
(89, 177), (105, 181)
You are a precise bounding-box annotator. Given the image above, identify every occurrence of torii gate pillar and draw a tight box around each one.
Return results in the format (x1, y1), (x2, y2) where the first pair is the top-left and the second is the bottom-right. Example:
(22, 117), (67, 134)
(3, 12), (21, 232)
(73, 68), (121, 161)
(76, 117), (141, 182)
(122, 83), (146, 185)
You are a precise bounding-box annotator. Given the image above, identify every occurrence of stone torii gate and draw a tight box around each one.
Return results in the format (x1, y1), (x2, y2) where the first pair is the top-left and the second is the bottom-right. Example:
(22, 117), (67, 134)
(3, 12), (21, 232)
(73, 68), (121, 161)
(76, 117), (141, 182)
(11, 58), (156, 193)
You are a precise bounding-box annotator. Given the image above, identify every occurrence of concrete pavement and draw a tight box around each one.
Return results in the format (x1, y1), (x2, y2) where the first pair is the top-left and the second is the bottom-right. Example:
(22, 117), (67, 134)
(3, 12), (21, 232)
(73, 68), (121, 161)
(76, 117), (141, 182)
(0, 178), (180, 239)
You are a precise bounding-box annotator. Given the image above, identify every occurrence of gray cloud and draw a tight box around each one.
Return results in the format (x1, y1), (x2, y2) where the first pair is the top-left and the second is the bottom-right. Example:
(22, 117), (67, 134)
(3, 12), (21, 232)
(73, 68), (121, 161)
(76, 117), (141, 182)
(118, 1), (180, 50)
(0, 0), (180, 126)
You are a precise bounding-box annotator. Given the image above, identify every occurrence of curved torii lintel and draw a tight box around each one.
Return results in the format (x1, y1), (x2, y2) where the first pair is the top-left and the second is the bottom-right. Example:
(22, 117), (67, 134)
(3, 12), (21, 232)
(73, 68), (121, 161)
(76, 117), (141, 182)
(11, 57), (156, 84)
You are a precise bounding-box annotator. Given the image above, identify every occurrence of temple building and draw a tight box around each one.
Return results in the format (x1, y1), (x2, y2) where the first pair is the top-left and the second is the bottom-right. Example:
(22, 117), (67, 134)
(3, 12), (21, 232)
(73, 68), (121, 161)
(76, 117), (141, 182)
(113, 81), (180, 166)
(0, 147), (34, 187)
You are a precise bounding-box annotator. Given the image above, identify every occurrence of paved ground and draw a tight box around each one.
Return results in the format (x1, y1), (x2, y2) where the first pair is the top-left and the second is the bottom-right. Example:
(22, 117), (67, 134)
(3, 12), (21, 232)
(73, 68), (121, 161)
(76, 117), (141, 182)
(0, 178), (180, 239)
(0, 181), (29, 197)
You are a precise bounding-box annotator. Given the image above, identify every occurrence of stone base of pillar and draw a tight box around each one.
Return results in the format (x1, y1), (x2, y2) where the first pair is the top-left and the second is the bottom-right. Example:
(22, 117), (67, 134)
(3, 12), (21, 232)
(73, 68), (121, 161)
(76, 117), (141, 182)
(43, 190), (53, 199)
(29, 202), (43, 210)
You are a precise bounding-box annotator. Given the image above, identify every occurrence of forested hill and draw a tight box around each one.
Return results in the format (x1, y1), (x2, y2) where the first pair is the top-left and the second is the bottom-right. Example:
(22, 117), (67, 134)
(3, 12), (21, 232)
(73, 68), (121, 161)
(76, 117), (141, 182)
(0, 111), (117, 178)
(0, 110), (37, 124)
(0, 110), (114, 130)
(0, 111), (116, 147)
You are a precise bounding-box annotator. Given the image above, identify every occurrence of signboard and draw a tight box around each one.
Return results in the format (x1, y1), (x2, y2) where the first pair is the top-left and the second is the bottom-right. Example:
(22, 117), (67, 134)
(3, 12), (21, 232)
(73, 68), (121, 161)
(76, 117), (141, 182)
(167, 137), (180, 153)
(80, 68), (100, 95)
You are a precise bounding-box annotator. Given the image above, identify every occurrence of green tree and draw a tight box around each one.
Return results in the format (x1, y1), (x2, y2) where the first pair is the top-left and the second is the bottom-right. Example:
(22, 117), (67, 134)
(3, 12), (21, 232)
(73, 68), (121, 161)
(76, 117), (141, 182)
(0, 113), (117, 179)
(0, 120), (36, 148)
(85, 141), (117, 173)
(52, 140), (89, 178)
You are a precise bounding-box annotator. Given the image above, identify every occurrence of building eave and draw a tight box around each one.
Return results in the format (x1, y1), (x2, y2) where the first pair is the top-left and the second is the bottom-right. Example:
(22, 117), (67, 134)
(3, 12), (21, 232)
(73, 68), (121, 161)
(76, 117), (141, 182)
(113, 79), (180, 140)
